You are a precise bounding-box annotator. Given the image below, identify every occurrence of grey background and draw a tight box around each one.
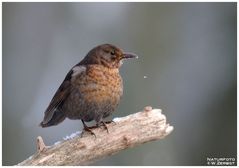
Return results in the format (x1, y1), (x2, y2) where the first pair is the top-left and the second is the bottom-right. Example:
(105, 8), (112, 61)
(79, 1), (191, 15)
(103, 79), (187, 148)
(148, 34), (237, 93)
(3, 2), (237, 166)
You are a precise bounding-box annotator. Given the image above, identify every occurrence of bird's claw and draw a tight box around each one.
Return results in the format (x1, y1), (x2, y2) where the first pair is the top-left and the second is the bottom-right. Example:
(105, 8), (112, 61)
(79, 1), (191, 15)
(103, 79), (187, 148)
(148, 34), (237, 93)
(97, 121), (109, 133)
(81, 126), (96, 138)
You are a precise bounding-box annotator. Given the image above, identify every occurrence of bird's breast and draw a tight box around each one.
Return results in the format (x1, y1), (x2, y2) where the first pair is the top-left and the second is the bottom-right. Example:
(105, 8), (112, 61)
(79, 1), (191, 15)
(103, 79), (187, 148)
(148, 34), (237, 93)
(73, 65), (123, 105)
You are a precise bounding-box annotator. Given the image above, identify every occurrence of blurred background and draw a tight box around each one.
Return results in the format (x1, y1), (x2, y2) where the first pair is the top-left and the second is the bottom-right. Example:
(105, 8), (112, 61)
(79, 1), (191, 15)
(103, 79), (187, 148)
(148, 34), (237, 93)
(2, 2), (236, 166)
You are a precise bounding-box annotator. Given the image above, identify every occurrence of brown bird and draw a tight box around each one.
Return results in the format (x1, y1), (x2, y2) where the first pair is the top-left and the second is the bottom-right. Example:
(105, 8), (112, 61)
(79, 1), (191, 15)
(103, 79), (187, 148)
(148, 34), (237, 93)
(40, 44), (138, 134)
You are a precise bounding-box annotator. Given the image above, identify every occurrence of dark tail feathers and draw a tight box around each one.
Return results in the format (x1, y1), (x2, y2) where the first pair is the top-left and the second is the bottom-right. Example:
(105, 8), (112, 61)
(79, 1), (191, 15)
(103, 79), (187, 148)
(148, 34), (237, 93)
(39, 110), (66, 128)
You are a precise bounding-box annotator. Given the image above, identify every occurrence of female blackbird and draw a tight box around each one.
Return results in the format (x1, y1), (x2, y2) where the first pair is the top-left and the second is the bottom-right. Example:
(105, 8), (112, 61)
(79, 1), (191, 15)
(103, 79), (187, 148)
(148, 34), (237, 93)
(40, 44), (138, 134)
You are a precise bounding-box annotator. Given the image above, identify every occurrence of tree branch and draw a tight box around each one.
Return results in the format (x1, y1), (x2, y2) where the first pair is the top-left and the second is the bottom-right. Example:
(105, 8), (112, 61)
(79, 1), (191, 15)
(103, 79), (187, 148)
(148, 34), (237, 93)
(17, 106), (174, 166)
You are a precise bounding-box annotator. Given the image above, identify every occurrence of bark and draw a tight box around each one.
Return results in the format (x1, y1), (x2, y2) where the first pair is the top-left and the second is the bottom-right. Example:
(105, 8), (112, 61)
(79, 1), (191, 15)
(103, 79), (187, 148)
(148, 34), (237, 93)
(17, 106), (174, 166)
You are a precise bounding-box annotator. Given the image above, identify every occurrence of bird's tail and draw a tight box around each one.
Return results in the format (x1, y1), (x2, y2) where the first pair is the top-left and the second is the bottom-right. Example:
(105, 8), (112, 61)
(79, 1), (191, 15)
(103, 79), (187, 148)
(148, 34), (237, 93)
(39, 110), (66, 128)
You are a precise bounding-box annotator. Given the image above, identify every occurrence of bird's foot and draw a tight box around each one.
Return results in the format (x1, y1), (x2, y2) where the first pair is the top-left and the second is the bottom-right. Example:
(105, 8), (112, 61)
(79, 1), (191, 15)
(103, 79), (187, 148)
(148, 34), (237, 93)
(83, 126), (96, 138)
(97, 121), (109, 133)
(81, 120), (96, 138)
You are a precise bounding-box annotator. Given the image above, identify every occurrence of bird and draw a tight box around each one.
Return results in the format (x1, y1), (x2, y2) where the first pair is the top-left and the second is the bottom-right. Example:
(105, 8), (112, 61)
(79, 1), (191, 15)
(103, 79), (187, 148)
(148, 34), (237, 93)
(40, 44), (138, 135)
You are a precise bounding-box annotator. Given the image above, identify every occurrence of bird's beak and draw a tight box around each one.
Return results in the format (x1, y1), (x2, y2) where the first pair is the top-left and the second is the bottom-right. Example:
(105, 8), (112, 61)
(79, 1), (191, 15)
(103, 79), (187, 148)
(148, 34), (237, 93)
(121, 52), (139, 59)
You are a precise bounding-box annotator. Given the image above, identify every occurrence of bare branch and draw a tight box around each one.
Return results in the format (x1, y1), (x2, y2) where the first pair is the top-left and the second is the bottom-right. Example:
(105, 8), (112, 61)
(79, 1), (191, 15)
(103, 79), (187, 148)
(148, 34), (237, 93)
(17, 106), (174, 166)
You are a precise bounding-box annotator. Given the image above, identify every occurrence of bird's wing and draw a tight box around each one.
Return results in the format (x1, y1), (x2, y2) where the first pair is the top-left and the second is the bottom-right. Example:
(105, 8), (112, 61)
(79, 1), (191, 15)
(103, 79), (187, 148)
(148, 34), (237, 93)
(41, 64), (87, 125)
(41, 70), (73, 125)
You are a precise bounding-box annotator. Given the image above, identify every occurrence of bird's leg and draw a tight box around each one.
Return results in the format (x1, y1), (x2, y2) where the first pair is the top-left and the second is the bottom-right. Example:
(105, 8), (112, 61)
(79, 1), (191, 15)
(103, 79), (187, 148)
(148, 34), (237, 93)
(81, 120), (96, 138)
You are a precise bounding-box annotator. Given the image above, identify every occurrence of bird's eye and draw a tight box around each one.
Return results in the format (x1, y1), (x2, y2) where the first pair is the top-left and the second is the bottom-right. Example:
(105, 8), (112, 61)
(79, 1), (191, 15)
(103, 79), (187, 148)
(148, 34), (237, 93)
(110, 50), (115, 55)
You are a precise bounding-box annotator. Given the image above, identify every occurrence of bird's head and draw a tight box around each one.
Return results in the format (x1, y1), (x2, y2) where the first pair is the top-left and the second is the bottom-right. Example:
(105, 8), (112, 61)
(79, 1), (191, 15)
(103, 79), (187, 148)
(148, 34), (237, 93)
(81, 44), (138, 69)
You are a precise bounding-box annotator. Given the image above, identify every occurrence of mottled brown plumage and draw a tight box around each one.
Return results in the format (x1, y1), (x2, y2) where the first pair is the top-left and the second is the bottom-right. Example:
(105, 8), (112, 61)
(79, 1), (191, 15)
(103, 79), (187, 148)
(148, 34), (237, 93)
(40, 44), (138, 134)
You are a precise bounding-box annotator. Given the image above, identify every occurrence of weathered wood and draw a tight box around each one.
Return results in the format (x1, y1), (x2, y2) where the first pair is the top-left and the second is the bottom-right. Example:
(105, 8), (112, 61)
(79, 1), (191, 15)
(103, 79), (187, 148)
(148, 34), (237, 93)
(17, 106), (174, 166)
